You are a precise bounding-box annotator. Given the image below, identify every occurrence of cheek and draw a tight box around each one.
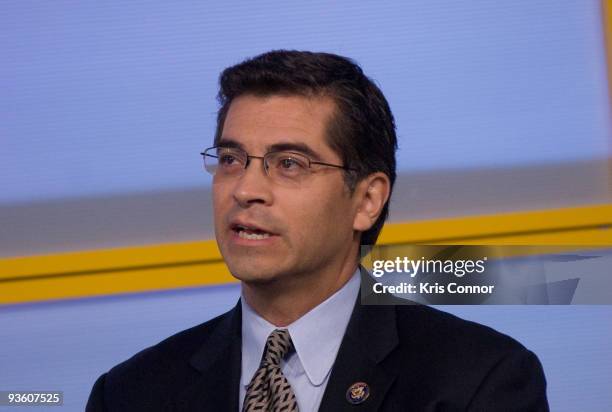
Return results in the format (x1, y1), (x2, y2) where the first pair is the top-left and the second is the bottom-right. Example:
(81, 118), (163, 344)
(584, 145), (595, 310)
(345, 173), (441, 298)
(287, 189), (354, 244)
(212, 184), (230, 231)
(212, 189), (223, 214)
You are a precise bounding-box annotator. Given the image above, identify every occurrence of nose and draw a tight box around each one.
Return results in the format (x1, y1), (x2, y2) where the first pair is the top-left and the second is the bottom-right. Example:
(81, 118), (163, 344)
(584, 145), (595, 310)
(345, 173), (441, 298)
(232, 157), (273, 207)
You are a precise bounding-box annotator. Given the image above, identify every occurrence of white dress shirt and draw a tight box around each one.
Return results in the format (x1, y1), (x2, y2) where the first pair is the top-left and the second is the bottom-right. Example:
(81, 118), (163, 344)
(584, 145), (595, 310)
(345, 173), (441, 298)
(239, 269), (361, 412)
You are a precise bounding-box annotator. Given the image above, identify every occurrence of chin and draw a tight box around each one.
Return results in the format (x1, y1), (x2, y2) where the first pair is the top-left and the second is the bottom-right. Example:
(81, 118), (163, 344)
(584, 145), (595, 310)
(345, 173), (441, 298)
(226, 260), (283, 284)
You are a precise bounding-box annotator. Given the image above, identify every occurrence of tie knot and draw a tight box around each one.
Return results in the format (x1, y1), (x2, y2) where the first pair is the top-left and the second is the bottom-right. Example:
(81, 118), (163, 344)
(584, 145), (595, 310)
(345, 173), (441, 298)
(263, 329), (294, 366)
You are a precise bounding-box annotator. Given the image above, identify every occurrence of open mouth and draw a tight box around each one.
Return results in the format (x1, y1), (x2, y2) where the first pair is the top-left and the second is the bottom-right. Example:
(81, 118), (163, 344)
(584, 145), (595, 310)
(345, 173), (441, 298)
(232, 224), (273, 240)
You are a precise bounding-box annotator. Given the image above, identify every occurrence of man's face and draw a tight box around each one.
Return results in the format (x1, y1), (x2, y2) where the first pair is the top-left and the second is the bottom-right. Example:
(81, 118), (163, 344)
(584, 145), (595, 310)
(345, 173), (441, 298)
(213, 94), (360, 285)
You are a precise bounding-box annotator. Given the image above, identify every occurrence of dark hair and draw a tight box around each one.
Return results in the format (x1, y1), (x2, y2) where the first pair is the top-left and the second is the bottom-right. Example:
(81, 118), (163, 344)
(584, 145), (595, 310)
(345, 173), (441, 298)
(214, 50), (397, 246)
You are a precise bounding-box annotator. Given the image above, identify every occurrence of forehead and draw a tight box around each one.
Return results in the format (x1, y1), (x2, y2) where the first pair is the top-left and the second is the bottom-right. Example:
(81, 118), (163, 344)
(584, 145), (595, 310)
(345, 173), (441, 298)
(220, 94), (338, 156)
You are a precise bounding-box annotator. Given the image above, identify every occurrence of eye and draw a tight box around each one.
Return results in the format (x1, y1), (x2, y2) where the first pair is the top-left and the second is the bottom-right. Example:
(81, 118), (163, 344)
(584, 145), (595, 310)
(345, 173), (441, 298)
(216, 149), (244, 169)
(275, 155), (308, 173)
(219, 154), (238, 165)
(279, 157), (302, 169)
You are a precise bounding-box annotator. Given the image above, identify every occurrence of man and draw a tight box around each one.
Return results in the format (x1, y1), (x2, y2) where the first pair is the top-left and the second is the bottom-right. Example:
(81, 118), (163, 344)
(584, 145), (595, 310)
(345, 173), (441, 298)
(87, 50), (548, 411)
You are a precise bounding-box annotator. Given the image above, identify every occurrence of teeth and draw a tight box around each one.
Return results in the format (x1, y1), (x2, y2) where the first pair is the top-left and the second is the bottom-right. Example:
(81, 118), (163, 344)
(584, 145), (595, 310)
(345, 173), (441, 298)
(238, 230), (270, 240)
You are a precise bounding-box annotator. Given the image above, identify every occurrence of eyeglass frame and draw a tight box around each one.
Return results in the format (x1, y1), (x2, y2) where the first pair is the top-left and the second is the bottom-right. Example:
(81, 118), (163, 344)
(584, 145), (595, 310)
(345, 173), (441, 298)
(200, 145), (357, 180)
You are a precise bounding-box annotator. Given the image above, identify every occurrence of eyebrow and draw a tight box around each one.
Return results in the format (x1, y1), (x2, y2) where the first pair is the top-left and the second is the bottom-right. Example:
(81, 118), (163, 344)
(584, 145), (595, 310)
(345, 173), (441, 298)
(268, 142), (322, 161)
(216, 138), (245, 150)
(217, 138), (323, 161)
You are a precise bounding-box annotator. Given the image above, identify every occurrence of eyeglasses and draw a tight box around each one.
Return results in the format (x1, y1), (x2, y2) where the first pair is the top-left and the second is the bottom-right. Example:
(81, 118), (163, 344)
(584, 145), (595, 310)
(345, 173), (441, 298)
(201, 146), (355, 187)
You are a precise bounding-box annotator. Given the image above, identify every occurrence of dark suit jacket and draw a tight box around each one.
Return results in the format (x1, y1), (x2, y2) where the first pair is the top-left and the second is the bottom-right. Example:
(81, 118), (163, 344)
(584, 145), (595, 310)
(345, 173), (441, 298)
(86, 286), (549, 411)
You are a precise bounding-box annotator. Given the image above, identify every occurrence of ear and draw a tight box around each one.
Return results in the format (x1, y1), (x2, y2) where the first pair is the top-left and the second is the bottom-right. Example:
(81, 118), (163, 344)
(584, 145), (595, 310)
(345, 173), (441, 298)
(352, 172), (391, 232)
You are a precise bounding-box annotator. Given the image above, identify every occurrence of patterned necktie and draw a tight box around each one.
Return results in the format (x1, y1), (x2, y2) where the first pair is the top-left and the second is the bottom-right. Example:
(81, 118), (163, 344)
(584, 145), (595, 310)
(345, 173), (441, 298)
(242, 329), (299, 412)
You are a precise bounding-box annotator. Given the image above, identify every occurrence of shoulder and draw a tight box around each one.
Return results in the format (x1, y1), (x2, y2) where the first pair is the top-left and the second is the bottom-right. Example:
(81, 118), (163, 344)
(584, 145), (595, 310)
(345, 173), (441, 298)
(109, 309), (229, 378)
(393, 303), (532, 368)
(389, 304), (548, 409)
(87, 309), (234, 410)
(394, 304), (524, 351)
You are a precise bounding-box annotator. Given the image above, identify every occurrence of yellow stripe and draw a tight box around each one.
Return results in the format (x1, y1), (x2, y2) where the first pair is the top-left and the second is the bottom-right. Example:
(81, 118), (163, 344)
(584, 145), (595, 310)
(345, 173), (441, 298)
(1, 204), (611, 305)
(1, 240), (223, 280)
(379, 203), (612, 244)
(0, 262), (236, 305)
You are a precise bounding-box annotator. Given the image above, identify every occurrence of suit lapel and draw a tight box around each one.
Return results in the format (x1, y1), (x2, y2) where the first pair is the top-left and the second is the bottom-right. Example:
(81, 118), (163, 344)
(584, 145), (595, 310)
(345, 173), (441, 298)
(172, 302), (242, 412)
(319, 271), (400, 412)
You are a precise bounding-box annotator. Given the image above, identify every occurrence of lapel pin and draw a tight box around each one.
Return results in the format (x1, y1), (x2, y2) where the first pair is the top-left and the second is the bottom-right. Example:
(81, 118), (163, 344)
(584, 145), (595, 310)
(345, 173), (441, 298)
(346, 382), (370, 405)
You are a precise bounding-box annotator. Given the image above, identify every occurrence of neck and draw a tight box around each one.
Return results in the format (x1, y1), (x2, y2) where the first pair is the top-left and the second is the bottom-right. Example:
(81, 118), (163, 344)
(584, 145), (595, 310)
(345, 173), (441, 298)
(242, 259), (359, 327)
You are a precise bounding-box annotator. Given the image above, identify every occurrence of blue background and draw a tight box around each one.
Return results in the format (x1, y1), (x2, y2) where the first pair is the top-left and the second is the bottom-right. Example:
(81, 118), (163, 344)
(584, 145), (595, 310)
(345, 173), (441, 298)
(1, 0), (609, 204)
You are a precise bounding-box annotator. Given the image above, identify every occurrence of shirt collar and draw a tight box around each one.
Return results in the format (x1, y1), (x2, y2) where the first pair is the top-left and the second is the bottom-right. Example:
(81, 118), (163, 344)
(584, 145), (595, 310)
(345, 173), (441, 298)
(241, 268), (361, 387)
